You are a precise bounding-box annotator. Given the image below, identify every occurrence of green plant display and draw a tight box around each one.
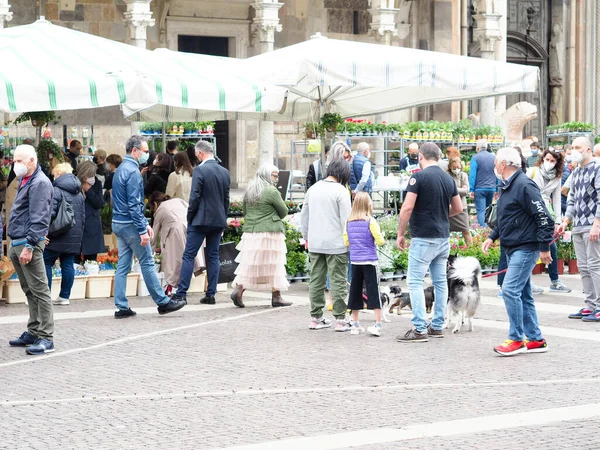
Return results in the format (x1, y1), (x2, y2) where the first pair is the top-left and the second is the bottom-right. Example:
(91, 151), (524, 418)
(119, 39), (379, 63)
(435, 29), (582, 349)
(100, 204), (113, 235)
(286, 251), (308, 275)
(13, 111), (60, 127)
(320, 113), (343, 132)
(36, 139), (64, 170)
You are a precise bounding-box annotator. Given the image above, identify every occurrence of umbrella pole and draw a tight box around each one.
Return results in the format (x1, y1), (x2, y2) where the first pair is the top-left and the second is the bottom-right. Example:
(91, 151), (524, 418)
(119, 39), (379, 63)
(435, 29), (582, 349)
(537, 72), (544, 148)
(161, 122), (166, 152)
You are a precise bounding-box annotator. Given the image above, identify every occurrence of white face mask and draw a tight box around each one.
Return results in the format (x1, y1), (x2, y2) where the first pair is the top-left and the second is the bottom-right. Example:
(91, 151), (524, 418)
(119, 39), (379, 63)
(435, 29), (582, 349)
(452, 168), (461, 176)
(86, 177), (96, 186)
(543, 161), (556, 172)
(494, 167), (503, 181)
(571, 150), (583, 164)
(14, 162), (28, 178)
(153, 159), (159, 166)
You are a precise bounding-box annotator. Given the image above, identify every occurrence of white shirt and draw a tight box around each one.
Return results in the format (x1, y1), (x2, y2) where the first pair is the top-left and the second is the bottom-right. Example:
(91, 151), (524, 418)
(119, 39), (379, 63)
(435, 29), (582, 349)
(200, 156), (215, 166)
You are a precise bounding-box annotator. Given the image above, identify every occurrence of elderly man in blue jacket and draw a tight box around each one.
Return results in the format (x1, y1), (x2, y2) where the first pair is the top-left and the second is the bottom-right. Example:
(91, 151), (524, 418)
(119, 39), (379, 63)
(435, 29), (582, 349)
(7, 145), (55, 355)
(469, 139), (497, 226)
(111, 135), (186, 318)
(483, 147), (554, 357)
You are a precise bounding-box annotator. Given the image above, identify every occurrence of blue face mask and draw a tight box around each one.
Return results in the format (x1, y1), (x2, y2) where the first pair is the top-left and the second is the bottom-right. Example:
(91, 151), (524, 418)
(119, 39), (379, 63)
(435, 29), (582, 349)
(138, 151), (149, 165)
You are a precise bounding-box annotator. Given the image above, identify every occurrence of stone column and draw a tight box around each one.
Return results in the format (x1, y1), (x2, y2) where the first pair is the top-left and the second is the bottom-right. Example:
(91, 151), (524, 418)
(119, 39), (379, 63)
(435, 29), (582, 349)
(124, 0), (155, 50)
(494, 0), (507, 115)
(596, 0), (600, 126)
(0, 0), (12, 29)
(252, 0), (283, 167)
(473, 0), (502, 126)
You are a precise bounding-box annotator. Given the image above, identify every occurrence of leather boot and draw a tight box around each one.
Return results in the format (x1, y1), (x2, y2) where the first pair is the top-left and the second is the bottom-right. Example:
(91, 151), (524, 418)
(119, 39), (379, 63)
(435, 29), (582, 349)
(230, 284), (245, 308)
(271, 290), (292, 307)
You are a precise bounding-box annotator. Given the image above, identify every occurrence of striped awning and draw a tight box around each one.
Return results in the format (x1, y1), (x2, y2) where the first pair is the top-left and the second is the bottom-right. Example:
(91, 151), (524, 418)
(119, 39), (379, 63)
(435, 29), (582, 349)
(0, 20), (287, 117)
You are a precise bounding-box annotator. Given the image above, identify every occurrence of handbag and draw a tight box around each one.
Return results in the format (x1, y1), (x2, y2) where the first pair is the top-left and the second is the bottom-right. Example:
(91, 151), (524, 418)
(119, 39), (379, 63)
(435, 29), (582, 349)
(217, 241), (239, 284)
(485, 202), (497, 229)
(48, 191), (76, 238)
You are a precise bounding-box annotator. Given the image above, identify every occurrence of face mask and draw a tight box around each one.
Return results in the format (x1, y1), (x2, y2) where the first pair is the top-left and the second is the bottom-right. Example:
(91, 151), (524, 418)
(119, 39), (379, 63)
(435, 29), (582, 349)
(92, 156), (98, 164)
(153, 158), (159, 166)
(565, 155), (572, 163)
(532, 149), (538, 155)
(494, 167), (503, 181)
(138, 151), (149, 165)
(14, 162), (27, 178)
(452, 168), (461, 176)
(571, 150), (583, 164)
(409, 154), (418, 160)
(543, 161), (556, 172)
(86, 177), (96, 186)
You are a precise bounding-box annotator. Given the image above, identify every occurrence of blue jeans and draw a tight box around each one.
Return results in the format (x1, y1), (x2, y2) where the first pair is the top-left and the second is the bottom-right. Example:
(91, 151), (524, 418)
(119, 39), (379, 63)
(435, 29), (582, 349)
(407, 237), (450, 333)
(503, 249), (543, 341)
(475, 190), (495, 227)
(499, 243), (558, 286)
(112, 223), (169, 311)
(177, 226), (222, 297)
(43, 250), (75, 299)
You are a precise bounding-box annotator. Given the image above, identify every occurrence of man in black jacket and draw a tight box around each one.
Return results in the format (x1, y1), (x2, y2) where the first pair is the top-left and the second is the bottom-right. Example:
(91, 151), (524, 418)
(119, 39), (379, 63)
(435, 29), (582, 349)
(65, 140), (82, 172)
(172, 141), (230, 305)
(305, 145), (329, 191)
(483, 147), (554, 357)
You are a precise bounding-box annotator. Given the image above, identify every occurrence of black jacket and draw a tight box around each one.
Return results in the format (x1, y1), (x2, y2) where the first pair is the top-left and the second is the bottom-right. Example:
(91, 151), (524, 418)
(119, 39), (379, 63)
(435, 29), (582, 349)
(82, 177), (105, 255)
(144, 169), (170, 198)
(488, 170), (554, 255)
(305, 160), (323, 191)
(188, 159), (230, 228)
(66, 151), (78, 172)
(47, 174), (85, 255)
(8, 166), (53, 247)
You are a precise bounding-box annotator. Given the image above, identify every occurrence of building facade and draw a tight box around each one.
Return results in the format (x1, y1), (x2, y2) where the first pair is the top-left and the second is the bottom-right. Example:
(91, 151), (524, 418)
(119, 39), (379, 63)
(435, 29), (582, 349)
(2, 0), (597, 186)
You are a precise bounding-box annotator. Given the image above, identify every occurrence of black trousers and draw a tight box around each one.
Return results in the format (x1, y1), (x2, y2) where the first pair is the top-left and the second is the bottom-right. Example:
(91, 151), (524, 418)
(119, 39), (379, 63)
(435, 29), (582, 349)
(347, 264), (381, 310)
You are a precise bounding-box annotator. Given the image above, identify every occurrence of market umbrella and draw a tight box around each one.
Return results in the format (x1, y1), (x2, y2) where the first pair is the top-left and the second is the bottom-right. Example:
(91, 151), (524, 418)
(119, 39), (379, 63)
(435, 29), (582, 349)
(242, 34), (540, 120)
(0, 20), (287, 118)
(121, 50), (287, 122)
(0, 19), (149, 113)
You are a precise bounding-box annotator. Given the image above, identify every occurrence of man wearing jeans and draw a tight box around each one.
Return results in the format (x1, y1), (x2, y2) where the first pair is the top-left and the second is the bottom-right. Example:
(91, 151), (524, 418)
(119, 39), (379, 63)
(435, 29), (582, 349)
(111, 136), (186, 318)
(483, 147), (553, 356)
(559, 137), (600, 322)
(171, 141), (230, 305)
(396, 143), (463, 342)
(469, 139), (497, 227)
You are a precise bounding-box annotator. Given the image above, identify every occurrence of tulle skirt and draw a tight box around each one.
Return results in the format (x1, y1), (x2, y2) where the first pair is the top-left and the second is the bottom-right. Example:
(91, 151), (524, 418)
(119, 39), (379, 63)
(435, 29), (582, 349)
(232, 232), (290, 291)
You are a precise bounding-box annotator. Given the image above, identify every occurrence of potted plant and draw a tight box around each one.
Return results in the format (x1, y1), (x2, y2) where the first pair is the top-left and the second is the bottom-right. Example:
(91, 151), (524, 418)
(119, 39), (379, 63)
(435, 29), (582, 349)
(320, 113), (343, 134)
(13, 111), (60, 128)
(379, 243), (395, 278)
(36, 139), (64, 170)
(304, 122), (320, 139)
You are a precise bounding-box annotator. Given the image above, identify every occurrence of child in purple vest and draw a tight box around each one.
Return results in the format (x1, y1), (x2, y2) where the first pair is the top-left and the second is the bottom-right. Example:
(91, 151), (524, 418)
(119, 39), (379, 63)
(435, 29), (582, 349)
(343, 192), (386, 336)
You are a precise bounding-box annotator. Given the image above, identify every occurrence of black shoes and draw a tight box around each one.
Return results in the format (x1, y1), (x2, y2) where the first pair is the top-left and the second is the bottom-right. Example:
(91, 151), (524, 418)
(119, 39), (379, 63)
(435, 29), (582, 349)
(157, 298), (187, 315)
(200, 295), (216, 305)
(115, 308), (137, 319)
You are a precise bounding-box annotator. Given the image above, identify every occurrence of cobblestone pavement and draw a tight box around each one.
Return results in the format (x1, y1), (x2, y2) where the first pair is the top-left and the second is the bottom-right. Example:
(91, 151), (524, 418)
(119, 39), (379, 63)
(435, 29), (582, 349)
(1, 273), (599, 449)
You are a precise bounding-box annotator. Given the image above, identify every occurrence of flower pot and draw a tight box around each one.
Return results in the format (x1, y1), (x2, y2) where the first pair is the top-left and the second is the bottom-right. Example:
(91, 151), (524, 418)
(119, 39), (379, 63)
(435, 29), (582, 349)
(86, 274), (113, 298)
(383, 271), (394, 278)
(568, 259), (579, 274)
(188, 273), (206, 293)
(557, 259), (564, 275)
(531, 263), (545, 275)
(4, 279), (26, 304)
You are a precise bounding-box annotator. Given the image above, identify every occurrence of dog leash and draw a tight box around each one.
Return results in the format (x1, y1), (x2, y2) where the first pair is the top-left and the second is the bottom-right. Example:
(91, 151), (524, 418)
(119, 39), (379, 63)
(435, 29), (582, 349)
(481, 232), (563, 279)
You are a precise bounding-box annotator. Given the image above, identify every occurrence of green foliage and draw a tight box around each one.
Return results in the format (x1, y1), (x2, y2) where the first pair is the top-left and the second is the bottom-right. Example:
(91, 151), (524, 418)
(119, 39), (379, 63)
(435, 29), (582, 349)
(320, 113), (343, 132)
(285, 222), (303, 253)
(37, 139), (63, 170)
(101, 204), (112, 235)
(378, 214), (398, 241)
(286, 251), (308, 275)
(13, 111), (60, 127)
(223, 219), (244, 246)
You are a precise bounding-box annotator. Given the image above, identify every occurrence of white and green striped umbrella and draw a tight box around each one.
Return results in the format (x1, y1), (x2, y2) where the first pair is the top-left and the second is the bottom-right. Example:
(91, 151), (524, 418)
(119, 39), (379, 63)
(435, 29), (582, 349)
(121, 50), (287, 122)
(0, 20), (287, 117)
(242, 35), (540, 120)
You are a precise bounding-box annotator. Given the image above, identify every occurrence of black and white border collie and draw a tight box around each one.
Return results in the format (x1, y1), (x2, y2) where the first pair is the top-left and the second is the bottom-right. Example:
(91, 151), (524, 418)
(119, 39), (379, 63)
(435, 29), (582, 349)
(443, 255), (482, 333)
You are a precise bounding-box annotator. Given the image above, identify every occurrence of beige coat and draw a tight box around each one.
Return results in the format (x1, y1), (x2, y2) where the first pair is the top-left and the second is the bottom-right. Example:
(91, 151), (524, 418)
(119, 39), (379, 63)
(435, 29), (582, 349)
(4, 179), (18, 248)
(152, 198), (205, 287)
(166, 171), (192, 201)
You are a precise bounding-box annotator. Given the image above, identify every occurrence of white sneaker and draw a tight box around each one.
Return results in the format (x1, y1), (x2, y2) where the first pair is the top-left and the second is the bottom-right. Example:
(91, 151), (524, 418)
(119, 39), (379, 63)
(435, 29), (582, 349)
(350, 325), (365, 335)
(309, 317), (332, 330)
(334, 319), (351, 332)
(53, 297), (70, 306)
(367, 325), (382, 337)
(531, 284), (544, 295)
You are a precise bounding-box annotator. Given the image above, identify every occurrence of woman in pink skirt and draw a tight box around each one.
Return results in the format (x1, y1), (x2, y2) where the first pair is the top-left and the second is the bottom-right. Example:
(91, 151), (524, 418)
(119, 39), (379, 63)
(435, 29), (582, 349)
(230, 164), (292, 308)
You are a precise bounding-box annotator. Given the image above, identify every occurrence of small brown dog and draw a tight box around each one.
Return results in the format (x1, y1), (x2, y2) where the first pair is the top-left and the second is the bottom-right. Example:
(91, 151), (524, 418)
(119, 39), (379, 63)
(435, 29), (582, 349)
(388, 285), (435, 315)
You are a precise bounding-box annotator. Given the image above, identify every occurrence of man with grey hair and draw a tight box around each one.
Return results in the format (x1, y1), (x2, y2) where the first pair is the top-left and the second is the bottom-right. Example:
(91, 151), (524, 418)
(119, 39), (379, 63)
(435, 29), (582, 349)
(593, 143), (600, 158)
(171, 141), (230, 305)
(7, 145), (55, 355)
(483, 147), (553, 356)
(349, 141), (374, 197)
(558, 137), (600, 322)
(469, 138), (496, 226)
(111, 135), (186, 318)
(396, 142), (463, 342)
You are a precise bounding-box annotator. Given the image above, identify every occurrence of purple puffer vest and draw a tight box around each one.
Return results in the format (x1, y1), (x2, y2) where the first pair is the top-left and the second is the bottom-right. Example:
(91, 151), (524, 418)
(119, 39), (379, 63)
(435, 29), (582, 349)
(347, 219), (377, 263)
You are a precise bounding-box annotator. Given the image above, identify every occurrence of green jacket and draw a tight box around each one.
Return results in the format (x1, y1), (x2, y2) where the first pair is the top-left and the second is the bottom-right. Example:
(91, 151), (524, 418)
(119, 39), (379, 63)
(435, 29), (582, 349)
(243, 185), (288, 233)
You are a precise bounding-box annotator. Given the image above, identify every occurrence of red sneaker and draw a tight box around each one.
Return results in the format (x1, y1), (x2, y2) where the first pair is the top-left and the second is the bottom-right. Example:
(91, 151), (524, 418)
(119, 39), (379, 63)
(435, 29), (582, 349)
(494, 339), (526, 356)
(525, 339), (548, 353)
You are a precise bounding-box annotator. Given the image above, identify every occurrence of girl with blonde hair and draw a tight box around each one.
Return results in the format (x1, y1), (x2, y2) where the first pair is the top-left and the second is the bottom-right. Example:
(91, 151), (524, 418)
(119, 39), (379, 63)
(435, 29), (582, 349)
(343, 192), (385, 336)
